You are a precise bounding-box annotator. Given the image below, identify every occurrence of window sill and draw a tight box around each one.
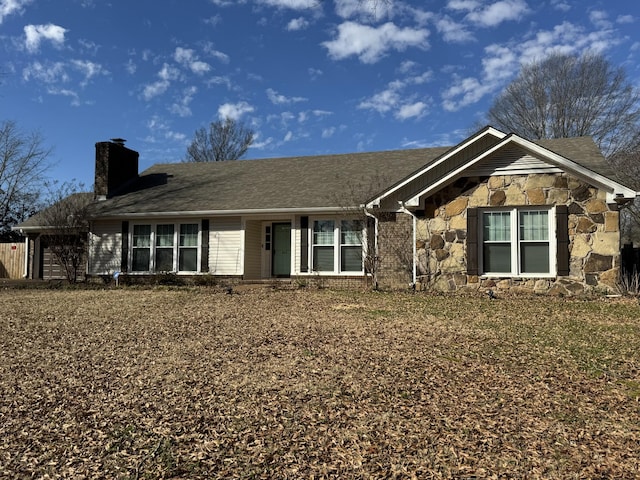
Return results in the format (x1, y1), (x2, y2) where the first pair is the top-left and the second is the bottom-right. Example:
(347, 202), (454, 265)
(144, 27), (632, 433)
(480, 273), (556, 279)
(297, 272), (367, 276)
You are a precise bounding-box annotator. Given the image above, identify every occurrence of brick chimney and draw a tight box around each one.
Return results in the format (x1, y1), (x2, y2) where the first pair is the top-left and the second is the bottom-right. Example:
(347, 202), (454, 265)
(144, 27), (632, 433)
(94, 139), (139, 200)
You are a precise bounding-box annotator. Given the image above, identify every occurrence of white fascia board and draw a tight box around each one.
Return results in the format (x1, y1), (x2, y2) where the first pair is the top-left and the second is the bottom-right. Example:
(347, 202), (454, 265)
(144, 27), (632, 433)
(407, 134), (637, 205)
(369, 127), (507, 207)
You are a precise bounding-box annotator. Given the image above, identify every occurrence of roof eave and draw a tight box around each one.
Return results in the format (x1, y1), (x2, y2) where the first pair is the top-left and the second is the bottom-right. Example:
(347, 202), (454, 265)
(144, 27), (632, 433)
(92, 206), (361, 220)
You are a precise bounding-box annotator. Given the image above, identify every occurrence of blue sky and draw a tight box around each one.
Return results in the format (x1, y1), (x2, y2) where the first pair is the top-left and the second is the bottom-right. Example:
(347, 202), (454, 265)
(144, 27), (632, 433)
(1, 0), (639, 188)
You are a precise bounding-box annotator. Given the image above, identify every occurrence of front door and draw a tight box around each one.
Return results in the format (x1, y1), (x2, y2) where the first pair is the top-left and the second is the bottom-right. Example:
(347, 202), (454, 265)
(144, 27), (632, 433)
(272, 223), (291, 277)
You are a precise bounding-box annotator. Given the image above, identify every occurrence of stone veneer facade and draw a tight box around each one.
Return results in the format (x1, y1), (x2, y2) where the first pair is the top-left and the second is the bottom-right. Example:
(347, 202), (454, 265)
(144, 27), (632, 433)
(377, 173), (621, 295)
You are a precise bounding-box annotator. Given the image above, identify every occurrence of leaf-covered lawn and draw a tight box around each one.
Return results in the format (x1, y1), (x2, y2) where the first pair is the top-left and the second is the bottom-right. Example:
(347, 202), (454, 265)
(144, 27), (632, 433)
(1, 288), (639, 479)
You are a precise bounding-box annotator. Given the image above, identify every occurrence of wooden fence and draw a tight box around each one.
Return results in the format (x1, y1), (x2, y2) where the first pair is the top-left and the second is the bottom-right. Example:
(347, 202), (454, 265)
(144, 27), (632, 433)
(0, 242), (25, 279)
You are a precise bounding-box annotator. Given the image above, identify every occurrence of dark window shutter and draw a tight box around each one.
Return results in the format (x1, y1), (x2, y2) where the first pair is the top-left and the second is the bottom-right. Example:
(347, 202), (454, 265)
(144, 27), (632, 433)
(466, 208), (478, 275)
(556, 205), (569, 276)
(121, 221), (129, 272)
(300, 216), (309, 272)
(201, 219), (210, 273)
(366, 216), (376, 273)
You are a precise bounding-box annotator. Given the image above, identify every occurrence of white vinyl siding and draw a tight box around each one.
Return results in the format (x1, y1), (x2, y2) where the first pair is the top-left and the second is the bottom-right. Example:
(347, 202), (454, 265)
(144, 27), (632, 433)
(468, 145), (562, 176)
(210, 217), (243, 275)
(243, 220), (262, 280)
(88, 220), (122, 275)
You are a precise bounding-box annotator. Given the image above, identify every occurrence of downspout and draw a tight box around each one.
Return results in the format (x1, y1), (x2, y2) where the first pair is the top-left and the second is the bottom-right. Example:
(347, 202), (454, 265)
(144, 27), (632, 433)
(364, 208), (379, 287)
(22, 232), (29, 278)
(398, 202), (417, 288)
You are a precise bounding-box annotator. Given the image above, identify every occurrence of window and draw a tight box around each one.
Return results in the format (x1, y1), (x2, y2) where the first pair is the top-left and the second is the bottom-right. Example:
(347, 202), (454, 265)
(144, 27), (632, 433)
(130, 222), (200, 273)
(156, 224), (174, 271)
(480, 208), (553, 276)
(132, 224), (151, 272)
(179, 224), (198, 271)
(313, 220), (334, 271)
(311, 219), (363, 274)
(341, 220), (363, 272)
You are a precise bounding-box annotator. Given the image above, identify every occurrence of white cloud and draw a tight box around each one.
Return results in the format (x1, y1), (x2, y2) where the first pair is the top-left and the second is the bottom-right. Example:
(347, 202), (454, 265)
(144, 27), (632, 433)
(447, 0), (529, 27)
(283, 131), (293, 142)
(46, 86), (80, 106)
(22, 61), (68, 83)
(190, 61), (211, 74)
(435, 15), (474, 43)
(287, 17), (309, 31)
(322, 127), (336, 138)
(70, 59), (107, 86)
(204, 15), (221, 26)
(359, 88), (401, 113)
(258, 0), (319, 10)
(174, 47), (194, 64)
(441, 20), (620, 111)
(308, 67), (323, 80)
(550, 0), (570, 12)
(205, 46), (230, 63)
(323, 21), (429, 64)
(447, 0), (480, 12)
(589, 10), (611, 29)
(24, 23), (67, 52)
(465, 0), (530, 27)
(143, 81), (170, 100)
(396, 101), (428, 120)
(218, 101), (254, 120)
(209, 0), (245, 5)
(125, 58), (137, 75)
(266, 88), (307, 105)
(206, 75), (233, 90)
(334, 0), (392, 21)
(142, 63), (180, 100)
(617, 15), (634, 24)
(250, 133), (274, 150)
(174, 47), (212, 75)
(170, 86), (198, 117)
(0, 0), (32, 24)
(397, 60), (417, 74)
(359, 71), (433, 117)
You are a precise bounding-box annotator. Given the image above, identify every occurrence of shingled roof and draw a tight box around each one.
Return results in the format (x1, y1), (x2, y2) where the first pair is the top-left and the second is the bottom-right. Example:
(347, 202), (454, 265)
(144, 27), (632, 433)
(89, 146), (451, 216)
(89, 134), (623, 217)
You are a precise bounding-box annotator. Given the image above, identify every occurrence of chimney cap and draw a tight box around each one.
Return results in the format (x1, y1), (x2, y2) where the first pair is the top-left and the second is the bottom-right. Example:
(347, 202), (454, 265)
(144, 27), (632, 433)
(110, 138), (126, 145)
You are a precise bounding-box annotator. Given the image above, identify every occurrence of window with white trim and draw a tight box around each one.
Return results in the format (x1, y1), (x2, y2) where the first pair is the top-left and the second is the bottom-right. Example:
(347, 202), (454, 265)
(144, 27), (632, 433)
(480, 208), (553, 276)
(130, 222), (200, 273)
(179, 224), (199, 271)
(132, 224), (151, 272)
(311, 219), (363, 274)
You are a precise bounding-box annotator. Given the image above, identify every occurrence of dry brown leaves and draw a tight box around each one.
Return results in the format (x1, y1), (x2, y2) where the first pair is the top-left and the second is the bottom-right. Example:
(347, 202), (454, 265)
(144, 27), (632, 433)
(1, 288), (639, 479)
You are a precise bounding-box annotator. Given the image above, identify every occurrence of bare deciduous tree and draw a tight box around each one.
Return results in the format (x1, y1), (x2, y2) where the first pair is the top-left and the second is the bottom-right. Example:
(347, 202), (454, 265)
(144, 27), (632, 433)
(184, 117), (254, 162)
(0, 120), (51, 239)
(39, 181), (93, 283)
(487, 52), (640, 158)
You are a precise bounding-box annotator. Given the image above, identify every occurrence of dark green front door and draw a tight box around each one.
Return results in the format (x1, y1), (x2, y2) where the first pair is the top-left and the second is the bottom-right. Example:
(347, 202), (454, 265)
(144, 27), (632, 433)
(272, 223), (291, 277)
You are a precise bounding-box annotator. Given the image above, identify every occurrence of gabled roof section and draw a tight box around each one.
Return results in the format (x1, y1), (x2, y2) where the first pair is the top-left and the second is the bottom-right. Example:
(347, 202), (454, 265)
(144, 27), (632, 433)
(365, 126), (507, 208)
(13, 193), (94, 232)
(368, 128), (637, 209)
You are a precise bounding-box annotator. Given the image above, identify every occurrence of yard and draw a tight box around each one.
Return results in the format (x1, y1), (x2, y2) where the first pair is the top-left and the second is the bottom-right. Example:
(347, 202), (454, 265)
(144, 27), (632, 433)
(1, 287), (639, 479)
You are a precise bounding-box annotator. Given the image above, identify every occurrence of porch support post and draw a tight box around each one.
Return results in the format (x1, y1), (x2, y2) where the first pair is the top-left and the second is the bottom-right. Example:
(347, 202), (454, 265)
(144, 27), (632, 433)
(399, 202), (417, 288)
